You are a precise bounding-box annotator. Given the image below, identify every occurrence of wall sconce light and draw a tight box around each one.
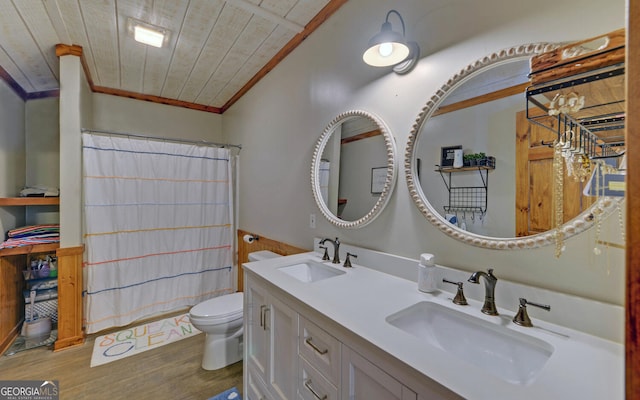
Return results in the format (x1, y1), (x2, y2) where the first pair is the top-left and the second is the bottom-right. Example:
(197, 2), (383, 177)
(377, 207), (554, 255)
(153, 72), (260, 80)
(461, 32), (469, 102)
(362, 9), (420, 74)
(127, 18), (170, 48)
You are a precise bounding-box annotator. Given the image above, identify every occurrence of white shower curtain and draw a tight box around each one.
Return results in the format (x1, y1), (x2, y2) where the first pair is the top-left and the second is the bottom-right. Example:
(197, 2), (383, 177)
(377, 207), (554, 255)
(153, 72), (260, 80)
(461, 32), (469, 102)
(82, 133), (235, 334)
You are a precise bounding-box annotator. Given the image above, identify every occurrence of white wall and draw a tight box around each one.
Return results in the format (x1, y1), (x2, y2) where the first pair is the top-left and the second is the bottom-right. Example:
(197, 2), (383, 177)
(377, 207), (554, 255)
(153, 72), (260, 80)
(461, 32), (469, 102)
(339, 134), (386, 221)
(91, 93), (224, 141)
(26, 98), (60, 189)
(0, 79), (25, 232)
(25, 98), (60, 225)
(223, 0), (627, 305)
(417, 93), (523, 237)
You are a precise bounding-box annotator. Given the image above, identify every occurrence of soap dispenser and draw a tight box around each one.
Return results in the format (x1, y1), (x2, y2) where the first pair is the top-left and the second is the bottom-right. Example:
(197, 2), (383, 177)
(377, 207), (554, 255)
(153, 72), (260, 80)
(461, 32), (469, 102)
(417, 253), (437, 293)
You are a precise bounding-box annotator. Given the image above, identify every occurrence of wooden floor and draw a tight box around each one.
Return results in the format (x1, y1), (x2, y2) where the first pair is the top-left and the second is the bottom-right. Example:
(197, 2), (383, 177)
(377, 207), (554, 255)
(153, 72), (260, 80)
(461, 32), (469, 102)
(0, 319), (243, 400)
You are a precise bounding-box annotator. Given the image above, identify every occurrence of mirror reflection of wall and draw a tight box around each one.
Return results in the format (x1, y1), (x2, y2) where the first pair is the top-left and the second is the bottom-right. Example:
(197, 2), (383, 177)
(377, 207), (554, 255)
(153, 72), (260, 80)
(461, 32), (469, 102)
(338, 117), (386, 221)
(321, 126), (342, 216)
(320, 116), (386, 221)
(418, 92), (522, 237)
(416, 60), (529, 237)
(312, 110), (397, 229)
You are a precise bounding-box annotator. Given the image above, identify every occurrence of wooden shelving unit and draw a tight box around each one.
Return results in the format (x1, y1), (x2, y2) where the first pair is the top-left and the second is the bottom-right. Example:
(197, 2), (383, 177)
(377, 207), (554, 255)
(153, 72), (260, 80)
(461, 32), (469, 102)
(0, 196), (64, 354)
(0, 197), (59, 206)
(0, 197), (60, 256)
(0, 243), (60, 257)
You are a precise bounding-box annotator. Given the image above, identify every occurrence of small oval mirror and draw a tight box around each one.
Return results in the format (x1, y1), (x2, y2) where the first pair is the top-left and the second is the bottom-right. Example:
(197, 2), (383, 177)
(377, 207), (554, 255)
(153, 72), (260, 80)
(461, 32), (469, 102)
(311, 110), (397, 229)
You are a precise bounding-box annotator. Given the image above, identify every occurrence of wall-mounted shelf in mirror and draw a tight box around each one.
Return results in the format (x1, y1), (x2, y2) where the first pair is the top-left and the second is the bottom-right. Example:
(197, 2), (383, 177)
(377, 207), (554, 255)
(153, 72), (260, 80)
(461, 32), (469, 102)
(436, 166), (494, 215)
(311, 110), (397, 229)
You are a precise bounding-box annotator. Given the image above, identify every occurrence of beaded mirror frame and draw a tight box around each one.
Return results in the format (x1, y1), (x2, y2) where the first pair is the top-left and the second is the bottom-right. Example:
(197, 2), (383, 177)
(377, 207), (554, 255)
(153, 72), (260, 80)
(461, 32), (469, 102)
(404, 43), (622, 250)
(311, 110), (397, 229)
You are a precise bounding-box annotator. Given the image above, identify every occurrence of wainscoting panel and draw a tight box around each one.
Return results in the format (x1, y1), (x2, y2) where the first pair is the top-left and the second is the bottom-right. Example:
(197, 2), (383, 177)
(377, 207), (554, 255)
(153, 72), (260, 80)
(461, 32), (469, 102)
(237, 230), (308, 292)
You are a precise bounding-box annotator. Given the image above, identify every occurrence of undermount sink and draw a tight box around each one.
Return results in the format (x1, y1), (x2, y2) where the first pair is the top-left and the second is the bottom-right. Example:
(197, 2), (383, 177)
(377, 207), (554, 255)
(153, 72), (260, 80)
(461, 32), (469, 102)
(386, 301), (554, 385)
(278, 259), (345, 283)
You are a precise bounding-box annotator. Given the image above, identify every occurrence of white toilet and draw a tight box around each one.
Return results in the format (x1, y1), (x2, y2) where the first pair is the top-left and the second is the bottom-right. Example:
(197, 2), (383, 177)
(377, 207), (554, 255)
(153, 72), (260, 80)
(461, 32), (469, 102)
(189, 250), (280, 370)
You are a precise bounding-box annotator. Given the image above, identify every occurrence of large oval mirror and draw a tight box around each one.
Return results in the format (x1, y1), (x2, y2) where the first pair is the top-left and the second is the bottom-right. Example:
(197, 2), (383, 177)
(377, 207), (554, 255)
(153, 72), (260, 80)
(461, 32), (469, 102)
(311, 110), (397, 229)
(406, 43), (623, 250)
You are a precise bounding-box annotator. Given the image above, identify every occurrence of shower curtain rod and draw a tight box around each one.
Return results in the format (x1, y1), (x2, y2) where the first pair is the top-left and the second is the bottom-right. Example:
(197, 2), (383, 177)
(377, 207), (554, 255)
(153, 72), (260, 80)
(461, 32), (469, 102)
(81, 128), (242, 151)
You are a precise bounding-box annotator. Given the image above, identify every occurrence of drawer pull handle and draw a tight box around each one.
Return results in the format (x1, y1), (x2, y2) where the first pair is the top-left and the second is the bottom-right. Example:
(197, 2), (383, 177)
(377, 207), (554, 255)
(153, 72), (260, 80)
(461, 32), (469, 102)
(263, 307), (270, 331)
(304, 379), (328, 400)
(305, 337), (328, 355)
(259, 305), (267, 328)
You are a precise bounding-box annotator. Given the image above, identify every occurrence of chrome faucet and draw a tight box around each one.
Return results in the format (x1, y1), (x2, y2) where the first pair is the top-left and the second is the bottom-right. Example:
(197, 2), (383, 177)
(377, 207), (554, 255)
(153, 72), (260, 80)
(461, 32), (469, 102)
(468, 268), (499, 315)
(319, 237), (340, 264)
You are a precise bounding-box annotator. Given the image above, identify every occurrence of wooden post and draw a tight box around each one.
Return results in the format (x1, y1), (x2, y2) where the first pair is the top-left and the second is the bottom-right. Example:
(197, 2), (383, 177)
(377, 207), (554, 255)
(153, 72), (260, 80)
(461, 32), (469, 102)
(54, 245), (84, 351)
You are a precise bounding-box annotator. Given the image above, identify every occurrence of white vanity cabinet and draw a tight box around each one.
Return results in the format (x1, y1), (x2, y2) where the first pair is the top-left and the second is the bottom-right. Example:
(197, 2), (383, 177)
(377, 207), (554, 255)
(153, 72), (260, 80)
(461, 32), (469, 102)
(297, 316), (416, 400)
(244, 268), (461, 400)
(245, 275), (298, 400)
(243, 251), (623, 400)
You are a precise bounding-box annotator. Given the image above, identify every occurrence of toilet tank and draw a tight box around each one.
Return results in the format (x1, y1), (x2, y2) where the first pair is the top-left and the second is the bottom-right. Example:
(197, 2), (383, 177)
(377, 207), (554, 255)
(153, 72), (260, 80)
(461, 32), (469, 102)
(248, 250), (281, 262)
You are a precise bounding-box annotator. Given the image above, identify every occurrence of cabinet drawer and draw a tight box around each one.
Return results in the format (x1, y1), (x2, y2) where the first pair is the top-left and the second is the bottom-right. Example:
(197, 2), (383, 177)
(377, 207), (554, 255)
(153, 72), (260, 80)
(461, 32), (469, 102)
(299, 356), (339, 400)
(299, 316), (341, 385)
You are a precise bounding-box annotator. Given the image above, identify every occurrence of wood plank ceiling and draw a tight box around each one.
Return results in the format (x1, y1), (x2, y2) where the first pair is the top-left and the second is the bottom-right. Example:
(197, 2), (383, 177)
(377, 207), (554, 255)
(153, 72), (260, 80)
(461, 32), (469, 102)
(0, 0), (346, 113)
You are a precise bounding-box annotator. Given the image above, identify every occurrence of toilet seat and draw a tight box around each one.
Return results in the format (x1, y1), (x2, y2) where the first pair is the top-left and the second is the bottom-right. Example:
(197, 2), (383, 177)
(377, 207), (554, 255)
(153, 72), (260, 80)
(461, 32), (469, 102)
(190, 292), (243, 324)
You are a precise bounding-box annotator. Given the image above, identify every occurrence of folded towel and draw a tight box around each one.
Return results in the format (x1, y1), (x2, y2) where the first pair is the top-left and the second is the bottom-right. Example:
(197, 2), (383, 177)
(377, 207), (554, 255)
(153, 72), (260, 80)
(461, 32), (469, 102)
(19, 186), (59, 197)
(7, 224), (60, 238)
(0, 236), (60, 249)
(1, 224), (60, 248)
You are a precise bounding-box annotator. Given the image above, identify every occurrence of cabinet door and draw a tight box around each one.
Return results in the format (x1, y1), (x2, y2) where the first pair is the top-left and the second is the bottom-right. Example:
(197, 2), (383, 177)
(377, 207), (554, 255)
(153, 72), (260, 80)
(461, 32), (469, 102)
(342, 346), (416, 400)
(515, 110), (594, 236)
(246, 277), (270, 380)
(268, 294), (298, 400)
(247, 364), (273, 400)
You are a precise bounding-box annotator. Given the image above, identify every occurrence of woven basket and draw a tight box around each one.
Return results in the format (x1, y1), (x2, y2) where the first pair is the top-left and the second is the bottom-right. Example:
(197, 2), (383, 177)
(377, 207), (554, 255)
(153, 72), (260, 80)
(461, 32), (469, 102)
(26, 299), (58, 324)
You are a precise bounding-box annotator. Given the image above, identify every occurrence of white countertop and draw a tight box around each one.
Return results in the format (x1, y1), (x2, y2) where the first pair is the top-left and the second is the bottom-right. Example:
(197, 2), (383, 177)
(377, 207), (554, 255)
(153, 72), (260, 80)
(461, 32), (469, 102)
(243, 251), (624, 400)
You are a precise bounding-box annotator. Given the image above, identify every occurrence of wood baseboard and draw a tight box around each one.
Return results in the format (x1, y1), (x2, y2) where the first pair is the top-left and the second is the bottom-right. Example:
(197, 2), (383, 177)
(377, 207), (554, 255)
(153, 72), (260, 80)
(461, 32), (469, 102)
(53, 336), (84, 352)
(0, 323), (21, 355)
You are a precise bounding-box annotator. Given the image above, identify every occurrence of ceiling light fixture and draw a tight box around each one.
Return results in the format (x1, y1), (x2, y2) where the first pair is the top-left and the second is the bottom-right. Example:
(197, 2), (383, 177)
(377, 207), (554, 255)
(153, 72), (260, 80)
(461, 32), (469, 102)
(127, 18), (169, 48)
(362, 10), (420, 74)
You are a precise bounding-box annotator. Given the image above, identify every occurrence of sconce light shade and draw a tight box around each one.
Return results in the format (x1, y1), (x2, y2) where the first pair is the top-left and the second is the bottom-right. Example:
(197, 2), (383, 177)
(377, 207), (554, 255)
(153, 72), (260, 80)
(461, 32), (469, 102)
(362, 10), (419, 74)
(362, 22), (410, 67)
